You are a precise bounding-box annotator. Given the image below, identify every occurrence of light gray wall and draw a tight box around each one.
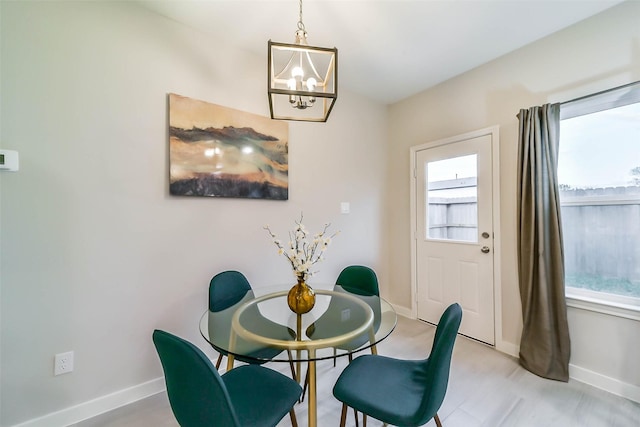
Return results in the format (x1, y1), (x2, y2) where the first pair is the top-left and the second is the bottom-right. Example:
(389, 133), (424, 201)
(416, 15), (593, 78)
(387, 0), (640, 398)
(3, 0), (640, 425)
(0, 2), (388, 425)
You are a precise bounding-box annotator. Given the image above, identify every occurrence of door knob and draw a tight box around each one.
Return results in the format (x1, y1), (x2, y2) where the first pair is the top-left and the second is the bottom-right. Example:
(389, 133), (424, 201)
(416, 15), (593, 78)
(481, 246), (490, 253)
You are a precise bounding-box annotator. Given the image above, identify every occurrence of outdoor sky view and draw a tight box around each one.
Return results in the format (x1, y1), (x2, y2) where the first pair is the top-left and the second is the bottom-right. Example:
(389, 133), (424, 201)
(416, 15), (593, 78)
(558, 102), (640, 189)
(427, 154), (477, 199)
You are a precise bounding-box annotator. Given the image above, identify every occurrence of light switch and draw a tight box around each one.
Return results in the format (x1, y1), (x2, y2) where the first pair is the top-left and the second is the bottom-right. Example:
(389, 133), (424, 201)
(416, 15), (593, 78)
(0, 149), (19, 172)
(340, 202), (350, 214)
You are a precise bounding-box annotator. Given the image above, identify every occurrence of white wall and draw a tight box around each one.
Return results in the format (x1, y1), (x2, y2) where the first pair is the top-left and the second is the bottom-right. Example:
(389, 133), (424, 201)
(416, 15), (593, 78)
(0, 2), (388, 426)
(387, 0), (640, 400)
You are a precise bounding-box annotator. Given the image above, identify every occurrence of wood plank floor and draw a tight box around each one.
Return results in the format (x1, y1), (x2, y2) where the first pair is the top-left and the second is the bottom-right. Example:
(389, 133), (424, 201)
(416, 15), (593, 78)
(74, 315), (640, 426)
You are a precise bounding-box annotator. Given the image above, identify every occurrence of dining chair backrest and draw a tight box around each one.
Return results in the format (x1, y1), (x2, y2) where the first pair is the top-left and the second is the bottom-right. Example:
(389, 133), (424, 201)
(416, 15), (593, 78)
(209, 270), (252, 312)
(335, 265), (379, 296)
(152, 329), (240, 427)
(416, 302), (463, 424)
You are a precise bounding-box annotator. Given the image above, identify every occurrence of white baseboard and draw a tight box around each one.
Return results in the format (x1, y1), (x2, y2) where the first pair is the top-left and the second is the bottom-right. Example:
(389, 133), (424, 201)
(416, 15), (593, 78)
(11, 377), (166, 427)
(392, 303), (521, 360)
(496, 340), (519, 358)
(390, 305), (640, 405)
(491, 344), (640, 404)
(569, 363), (640, 404)
(390, 303), (413, 319)
(12, 337), (638, 427)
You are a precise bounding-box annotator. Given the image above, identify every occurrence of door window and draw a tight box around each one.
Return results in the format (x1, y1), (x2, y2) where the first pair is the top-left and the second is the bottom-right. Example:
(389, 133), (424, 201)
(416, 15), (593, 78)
(426, 154), (478, 242)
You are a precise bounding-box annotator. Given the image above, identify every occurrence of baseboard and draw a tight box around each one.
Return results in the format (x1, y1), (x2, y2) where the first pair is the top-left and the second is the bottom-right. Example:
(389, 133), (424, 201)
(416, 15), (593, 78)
(13, 340), (638, 426)
(496, 340), (519, 358)
(390, 303), (413, 319)
(395, 308), (640, 404)
(393, 302), (520, 360)
(11, 377), (166, 427)
(569, 363), (640, 404)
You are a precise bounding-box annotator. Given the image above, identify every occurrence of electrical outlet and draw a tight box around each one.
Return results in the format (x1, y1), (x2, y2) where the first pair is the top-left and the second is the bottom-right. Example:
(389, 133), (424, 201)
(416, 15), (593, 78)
(54, 351), (74, 376)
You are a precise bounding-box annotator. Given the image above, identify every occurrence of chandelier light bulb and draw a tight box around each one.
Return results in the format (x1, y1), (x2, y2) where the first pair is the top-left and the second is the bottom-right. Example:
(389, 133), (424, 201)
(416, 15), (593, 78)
(291, 66), (304, 78)
(306, 77), (317, 91)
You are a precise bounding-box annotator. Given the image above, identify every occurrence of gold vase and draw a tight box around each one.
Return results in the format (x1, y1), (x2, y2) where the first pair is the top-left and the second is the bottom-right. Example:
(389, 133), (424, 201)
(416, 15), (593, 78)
(287, 279), (316, 314)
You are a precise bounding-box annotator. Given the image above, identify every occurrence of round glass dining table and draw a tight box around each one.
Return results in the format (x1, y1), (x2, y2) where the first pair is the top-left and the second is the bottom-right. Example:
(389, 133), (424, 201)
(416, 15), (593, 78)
(199, 284), (397, 427)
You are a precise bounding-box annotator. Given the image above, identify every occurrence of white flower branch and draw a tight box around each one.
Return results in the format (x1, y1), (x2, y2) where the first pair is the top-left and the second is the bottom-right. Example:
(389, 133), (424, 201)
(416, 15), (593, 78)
(264, 214), (339, 282)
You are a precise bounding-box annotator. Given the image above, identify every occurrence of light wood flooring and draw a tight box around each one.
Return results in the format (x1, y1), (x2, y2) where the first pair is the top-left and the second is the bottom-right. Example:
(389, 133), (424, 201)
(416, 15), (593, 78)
(74, 316), (640, 426)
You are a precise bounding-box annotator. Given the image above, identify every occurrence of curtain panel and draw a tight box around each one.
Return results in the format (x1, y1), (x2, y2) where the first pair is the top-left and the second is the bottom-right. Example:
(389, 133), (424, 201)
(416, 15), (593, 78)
(516, 103), (571, 382)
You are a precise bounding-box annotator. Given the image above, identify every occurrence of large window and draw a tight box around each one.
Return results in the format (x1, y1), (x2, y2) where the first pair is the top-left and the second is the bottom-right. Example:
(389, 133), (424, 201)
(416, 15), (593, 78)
(558, 83), (640, 309)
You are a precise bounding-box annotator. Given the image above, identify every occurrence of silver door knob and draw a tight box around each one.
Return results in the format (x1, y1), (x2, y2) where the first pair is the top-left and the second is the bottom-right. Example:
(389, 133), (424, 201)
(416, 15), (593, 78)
(481, 246), (490, 253)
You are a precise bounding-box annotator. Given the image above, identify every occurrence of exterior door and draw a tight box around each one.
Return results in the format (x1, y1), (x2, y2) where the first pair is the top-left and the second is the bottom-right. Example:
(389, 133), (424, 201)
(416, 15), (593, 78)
(415, 133), (495, 345)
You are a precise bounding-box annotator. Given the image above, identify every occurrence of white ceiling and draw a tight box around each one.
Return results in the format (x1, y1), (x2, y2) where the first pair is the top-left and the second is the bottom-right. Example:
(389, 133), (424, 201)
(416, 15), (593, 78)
(137, 0), (624, 104)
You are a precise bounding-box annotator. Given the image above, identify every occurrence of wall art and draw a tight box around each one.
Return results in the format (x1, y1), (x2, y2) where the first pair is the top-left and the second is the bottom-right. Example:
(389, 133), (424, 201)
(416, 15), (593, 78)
(169, 93), (289, 200)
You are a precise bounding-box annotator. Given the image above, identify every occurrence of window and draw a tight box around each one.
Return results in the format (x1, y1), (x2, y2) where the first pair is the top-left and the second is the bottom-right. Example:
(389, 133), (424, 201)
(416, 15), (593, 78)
(558, 82), (640, 310)
(427, 155), (478, 242)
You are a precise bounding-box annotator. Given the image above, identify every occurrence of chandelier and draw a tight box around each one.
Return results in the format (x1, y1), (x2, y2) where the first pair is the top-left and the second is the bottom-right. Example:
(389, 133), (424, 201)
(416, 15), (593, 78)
(268, 0), (337, 122)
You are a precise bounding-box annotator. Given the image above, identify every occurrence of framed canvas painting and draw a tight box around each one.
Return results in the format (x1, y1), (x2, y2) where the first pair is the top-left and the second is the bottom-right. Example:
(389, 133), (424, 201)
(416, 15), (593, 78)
(168, 93), (289, 200)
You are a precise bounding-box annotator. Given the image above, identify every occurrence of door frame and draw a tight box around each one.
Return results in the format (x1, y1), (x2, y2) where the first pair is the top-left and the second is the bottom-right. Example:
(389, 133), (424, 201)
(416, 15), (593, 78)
(410, 125), (504, 349)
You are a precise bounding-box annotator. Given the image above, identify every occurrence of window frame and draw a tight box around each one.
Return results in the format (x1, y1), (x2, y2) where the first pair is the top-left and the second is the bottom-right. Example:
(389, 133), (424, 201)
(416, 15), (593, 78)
(559, 81), (640, 319)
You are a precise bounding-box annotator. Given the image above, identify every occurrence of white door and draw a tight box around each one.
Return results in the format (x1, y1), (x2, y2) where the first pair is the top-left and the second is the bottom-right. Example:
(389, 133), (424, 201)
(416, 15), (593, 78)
(415, 133), (495, 345)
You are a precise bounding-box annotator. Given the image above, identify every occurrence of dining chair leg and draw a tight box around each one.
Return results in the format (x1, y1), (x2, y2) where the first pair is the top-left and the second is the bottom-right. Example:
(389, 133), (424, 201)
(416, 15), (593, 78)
(289, 409), (298, 427)
(300, 367), (309, 402)
(333, 348), (337, 367)
(215, 354), (223, 370)
(354, 407), (360, 427)
(287, 350), (296, 380)
(339, 403), (348, 427)
(434, 413), (443, 427)
(289, 360), (297, 380)
(362, 413), (367, 427)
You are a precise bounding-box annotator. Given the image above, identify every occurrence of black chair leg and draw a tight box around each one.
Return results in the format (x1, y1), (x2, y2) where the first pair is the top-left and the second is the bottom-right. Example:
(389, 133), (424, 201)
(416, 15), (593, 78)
(215, 354), (223, 370)
(300, 367), (309, 402)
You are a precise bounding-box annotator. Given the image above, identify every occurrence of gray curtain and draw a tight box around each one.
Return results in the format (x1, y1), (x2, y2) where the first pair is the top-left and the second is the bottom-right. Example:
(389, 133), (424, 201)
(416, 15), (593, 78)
(516, 103), (571, 382)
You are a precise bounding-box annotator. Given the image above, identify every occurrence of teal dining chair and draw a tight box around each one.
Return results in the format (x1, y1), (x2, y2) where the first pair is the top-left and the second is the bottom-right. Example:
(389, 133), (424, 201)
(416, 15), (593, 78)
(208, 270), (296, 378)
(332, 303), (463, 427)
(302, 265), (381, 411)
(153, 329), (302, 427)
(306, 265), (381, 365)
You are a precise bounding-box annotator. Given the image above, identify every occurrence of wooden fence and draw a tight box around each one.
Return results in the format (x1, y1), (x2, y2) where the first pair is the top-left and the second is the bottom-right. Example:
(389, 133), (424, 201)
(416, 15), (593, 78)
(428, 196), (477, 242)
(427, 185), (640, 286)
(560, 186), (640, 284)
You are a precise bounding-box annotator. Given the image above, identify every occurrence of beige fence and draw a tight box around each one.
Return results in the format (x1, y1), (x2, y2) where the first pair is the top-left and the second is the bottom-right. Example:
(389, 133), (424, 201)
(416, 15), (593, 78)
(560, 186), (640, 284)
(428, 196), (477, 241)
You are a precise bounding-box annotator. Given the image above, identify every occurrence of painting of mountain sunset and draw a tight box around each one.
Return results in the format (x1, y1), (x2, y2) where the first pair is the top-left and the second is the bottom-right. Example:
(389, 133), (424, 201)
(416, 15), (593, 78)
(169, 93), (289, 200)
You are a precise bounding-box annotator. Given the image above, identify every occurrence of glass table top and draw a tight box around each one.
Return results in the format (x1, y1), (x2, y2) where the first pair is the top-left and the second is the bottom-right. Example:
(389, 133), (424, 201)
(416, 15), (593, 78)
(199, 284), (397, 362)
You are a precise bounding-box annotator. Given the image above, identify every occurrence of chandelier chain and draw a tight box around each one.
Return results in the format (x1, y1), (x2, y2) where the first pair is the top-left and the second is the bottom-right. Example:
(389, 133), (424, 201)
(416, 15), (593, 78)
(297, 0), (306, 32)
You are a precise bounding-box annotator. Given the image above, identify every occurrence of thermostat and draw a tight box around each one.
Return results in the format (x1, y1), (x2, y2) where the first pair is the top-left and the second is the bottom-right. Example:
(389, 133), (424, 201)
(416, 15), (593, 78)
(0, 149), (19, 172)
